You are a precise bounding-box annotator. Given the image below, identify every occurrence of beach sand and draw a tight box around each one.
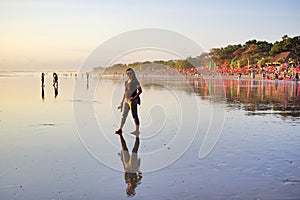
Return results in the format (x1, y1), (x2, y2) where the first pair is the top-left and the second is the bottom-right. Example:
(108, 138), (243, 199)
(0, 72), (299, 199)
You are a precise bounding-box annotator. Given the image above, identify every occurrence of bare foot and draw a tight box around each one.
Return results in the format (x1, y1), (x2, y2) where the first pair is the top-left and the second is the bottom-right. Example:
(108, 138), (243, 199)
(115, 129), (122, 135)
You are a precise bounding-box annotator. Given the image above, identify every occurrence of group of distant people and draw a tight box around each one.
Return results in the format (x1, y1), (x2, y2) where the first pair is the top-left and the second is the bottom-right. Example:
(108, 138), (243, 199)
(41, 72), (59, 99)
(41, 72), (58, 87)
(262, 70), (299, 81)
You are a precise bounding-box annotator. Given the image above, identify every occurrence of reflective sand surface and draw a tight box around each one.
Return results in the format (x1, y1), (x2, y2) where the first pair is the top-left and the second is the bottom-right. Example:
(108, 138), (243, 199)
(0, 72), (299, 199)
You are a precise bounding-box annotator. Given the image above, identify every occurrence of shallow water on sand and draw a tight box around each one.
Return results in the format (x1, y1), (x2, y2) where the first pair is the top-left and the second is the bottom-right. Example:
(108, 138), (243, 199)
(0, 72), (299, 199)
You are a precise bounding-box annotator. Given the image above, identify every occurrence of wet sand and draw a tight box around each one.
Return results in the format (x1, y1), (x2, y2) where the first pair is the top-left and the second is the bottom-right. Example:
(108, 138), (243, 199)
(0, 72), (299, 199)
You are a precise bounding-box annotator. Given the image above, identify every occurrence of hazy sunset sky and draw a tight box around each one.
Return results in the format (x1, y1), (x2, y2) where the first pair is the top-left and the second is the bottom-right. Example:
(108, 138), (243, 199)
(0, 0), (299, 71)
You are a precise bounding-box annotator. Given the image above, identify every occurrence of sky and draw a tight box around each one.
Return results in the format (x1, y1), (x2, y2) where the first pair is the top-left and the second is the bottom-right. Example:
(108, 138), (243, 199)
(0, 0), (299, 71)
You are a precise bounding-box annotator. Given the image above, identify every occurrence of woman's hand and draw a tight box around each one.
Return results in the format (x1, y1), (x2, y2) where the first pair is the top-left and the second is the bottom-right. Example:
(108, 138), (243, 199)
(118, 102), (123, 112)
(129, 96), (135, 101)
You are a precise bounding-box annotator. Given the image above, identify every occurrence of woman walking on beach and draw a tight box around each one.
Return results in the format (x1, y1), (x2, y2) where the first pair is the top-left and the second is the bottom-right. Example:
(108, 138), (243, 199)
(115, 68), (142, 135)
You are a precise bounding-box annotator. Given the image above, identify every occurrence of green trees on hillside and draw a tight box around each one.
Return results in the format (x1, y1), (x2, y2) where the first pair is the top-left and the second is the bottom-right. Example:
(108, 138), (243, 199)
(209, 39), (273, 68)
(208, 35), (299, 68)
(94, 35), (299, 73)
(270, 35), (300, 56)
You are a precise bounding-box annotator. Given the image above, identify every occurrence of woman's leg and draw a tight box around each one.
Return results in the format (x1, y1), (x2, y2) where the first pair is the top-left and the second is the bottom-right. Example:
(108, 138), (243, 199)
(130, 100), (140, 133)
(119, 134), (128, 151)
(132, 137), (140, 153)
(116, 101), (130, 134)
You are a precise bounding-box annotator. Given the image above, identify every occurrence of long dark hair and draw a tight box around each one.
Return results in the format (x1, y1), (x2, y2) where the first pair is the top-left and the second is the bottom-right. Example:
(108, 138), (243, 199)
(126, 68), (138, 81)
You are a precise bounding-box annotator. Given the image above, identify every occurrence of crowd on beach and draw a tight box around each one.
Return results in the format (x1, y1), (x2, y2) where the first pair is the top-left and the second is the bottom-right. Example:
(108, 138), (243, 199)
(41, 63), (299, 83)
(208, 65), (300, 81)
(260, 67), (299, 81)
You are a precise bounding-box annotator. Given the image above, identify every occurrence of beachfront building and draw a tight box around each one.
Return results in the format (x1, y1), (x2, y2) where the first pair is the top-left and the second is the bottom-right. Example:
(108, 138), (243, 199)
(263, 51), (300, 80)
(266, 51), (300, 69)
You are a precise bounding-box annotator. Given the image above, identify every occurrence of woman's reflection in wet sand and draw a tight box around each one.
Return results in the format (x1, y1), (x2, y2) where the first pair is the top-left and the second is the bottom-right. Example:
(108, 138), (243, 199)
(116, 133), (142, 197)
(41, 86), (45, 101)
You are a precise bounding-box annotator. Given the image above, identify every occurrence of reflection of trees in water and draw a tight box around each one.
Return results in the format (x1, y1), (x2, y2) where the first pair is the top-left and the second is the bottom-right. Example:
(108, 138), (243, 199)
(222, 79), (299, 117)
(143, 77), (300, 118)
(203, 78), (300, 117)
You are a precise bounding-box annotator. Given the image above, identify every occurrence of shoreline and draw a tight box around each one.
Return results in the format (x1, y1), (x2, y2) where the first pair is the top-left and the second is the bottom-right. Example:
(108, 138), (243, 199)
(0, 70), (299, 83)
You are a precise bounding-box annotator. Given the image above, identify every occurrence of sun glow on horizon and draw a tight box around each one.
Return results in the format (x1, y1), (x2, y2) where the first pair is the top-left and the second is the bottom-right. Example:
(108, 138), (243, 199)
(1, 0), (299, 71)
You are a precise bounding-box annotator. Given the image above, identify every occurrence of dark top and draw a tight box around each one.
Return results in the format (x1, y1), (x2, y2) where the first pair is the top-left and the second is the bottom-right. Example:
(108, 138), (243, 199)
(125, 79), (140, 99)
(54, 74), (58, 82)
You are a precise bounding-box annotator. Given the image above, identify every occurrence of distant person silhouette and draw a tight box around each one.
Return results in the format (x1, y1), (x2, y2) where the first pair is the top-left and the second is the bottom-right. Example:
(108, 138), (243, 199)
(115, 68), (142, 135)
(116, 132), (142, 197)
(86, 72), (89, 90)
(41, 73), (45, 87)
(294, 73), (299, 81)
(53, 73), (58, 87)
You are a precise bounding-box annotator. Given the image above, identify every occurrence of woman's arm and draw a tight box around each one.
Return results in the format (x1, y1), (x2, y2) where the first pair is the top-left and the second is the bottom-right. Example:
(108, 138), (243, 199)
(118, 93), (125, 111)
(136, 86), (142, 98)
(130, 85), (142, 101)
